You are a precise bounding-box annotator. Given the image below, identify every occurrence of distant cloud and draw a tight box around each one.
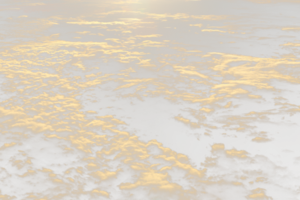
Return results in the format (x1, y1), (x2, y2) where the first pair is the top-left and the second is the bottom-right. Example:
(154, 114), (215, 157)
(251, 137), (273, 143)
(0, 8), (21, 12)
(282, 42), (300, 47)
(202, 29), (227, 33)
(15, 2), (46, 6)
(0, 11), (300, 200)
(282, 27), (300, 31)
(294, 156), (300, 165)
(174, 116), (201, 130)
(245, 0), (300, 4)
(18, 15), (28, 18)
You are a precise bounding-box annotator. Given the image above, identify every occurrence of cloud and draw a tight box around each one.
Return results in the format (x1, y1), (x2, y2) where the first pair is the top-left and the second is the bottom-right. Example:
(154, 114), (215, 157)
(251, 137), (273, 143)
(294, 156), (300, 165)
(136, 34), (162, 38)
(0, 8), (21, 12)
(174, 116), (201, 130)
(0, 39), (209, 199)
(119, 170), (182, 191)
(282, 27), (300, 31)
(202, 143), (296, 199)
(67, 21), (128, 25)
(246, 0), (299, 4)
(18, 15), (28, 18)
(15, 2), (46, 6)
(201, 29), (227, 33)
(190, 24), (203, 28)
(0, 12), (300, 200)
(246, 188), (273, 200)
(282, 42), (300, 47)
(1, 18), (59, 40)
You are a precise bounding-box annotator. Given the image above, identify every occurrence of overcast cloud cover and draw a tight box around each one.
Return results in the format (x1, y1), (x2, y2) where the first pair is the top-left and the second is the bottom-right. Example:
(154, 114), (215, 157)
(0, 0), (300, 199)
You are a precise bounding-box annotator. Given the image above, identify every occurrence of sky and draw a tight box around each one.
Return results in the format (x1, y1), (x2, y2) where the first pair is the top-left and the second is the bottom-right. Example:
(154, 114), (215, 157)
(0, 0), (300, 199)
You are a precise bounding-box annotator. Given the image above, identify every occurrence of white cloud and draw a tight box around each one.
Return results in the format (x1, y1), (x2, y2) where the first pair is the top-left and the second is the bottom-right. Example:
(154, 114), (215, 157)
(201, 29), (227, 33)
(251, 137), (273, 143)
(280, 41), (300, 48)
(246, 188), (273, 200)
(281, 26), (300, 33)
(294, 156), (300, 165)
(0, 15), (300, 200)
(174, 116), (201, 130)
(190, 24), (204, 28)
(135, 34), (163, 38)
(17, 15), (28, 18)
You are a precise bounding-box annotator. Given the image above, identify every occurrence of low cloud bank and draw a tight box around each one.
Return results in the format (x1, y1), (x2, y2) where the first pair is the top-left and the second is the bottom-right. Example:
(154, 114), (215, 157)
(0, 38), (299, 200)
(0, 9), (300, 200)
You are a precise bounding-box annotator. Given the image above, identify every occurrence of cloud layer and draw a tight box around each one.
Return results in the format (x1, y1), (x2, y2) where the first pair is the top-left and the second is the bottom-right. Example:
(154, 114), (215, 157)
(0, 2), (300, 200)
(0, 0), (300, 199)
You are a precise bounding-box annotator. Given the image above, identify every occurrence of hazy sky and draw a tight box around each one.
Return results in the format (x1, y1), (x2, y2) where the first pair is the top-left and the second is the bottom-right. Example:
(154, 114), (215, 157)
(0, 0), (300, 199)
